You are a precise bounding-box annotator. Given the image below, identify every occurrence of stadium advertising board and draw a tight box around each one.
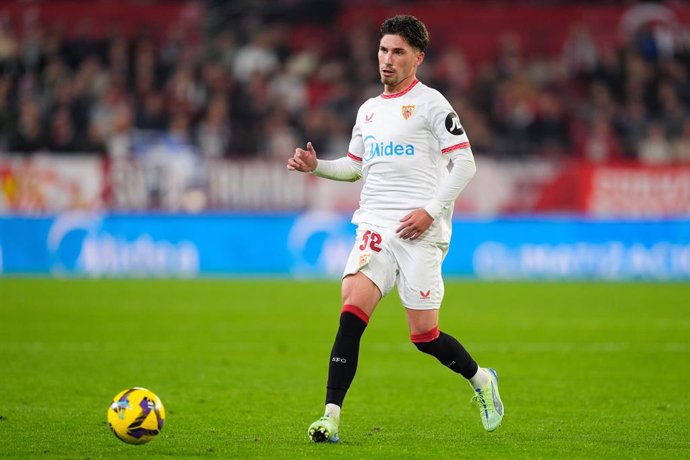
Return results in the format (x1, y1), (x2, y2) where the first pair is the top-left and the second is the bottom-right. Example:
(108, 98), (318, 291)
(1, 212), (688, 280)
(534, 162), (690, 216)
(588, 165), (690, 216)
(447, 218), (690, 280)
(4, 155), (690, 216)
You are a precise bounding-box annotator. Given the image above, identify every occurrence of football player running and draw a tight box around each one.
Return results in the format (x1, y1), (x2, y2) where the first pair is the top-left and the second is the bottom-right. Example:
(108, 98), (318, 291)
(287, 14), (504, 443)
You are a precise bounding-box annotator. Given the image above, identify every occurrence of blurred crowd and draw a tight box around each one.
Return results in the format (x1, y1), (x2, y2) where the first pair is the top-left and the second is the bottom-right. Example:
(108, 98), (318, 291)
(1, 1), (690, 165)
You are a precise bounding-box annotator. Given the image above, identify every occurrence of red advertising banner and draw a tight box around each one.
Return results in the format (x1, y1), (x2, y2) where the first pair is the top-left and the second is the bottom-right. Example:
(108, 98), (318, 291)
(535, 161), (690, 216)
(587, 164), (690, 216)
(0, 155), (104, 213)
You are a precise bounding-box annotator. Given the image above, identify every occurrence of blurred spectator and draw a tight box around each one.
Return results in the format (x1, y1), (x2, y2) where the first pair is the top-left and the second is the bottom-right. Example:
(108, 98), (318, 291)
(577, 115), (623, 164)
(323, 111), (351, 158)
(561, 23), (599, 76)
(41, 55), (71, 107)
(588, 45), (623, 98)
(46, 106), (79, 152)
(205, 30), (237, 72)
(634, 23), (661, 62)
(106, 32), (130, 78)
(232, 30), (279, 83)
(342, 18), (378, 89)
(495, 32), (525, 79)
(638, 122), (673, 165)
(527, 90), (572, 157)
(76, 55), (108, 95)
(269, 60), (308, 117)
(107, 107), (133, 159)
(433, 46), (472, 94)
(301, 106), (332, 157)
(580, 81), (617, 125)
(8, 97), (45, 153)
(132, 36), (161, 97)
(0, 75), (12, 149)
(492, 76), (538, 157)
(89, 75), (131, 152)
(261, 104), (299, 159)
(615, 97), (649, 157)
(134, 92), (168, 132)
(657, 80), (688, 139)
(456, 104), (495, 156)
(0, 19), (18, 70)
(138, 113), (203, 210)
(672, 119), (690, 163)
(230, 69), (271, 155)
(199, 61), (232, 99)
(196, 94), (230, 158)
(166, 62), (204, 117)
(18, 20), (43, 73)
(160, 24), (187, 73)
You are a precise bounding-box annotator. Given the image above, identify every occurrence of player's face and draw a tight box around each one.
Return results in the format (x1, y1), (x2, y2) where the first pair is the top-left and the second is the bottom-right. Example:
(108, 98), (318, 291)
(378, 34), (424, 93)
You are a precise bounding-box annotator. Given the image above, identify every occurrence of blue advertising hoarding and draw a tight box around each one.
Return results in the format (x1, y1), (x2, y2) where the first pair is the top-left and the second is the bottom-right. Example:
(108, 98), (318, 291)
(1, 212), (689, 280)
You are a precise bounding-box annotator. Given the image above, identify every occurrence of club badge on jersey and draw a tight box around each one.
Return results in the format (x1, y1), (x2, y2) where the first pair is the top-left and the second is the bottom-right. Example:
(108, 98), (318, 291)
(402, 105), (416, 120)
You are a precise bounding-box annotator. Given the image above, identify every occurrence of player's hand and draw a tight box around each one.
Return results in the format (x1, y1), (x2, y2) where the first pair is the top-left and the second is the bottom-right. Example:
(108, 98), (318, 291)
(396, 209), (434, 240)
(287, 142), (318, 173)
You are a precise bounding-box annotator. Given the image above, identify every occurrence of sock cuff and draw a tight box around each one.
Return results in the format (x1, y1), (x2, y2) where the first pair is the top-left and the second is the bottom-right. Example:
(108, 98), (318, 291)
(410, 326), (440, 343)
(342, 304), (369, 325)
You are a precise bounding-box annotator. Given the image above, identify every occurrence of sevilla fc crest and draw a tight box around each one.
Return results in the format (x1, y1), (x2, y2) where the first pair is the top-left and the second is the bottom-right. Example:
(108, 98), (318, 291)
(402, 105), (416, 120)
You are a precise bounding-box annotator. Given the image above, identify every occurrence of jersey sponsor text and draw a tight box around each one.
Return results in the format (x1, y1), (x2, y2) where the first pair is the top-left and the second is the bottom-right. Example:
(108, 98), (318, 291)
(364, 135), (415, 161)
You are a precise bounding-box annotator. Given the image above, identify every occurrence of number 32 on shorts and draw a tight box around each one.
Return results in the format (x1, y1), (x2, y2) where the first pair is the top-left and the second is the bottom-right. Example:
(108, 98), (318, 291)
(359, 230), (382, 252)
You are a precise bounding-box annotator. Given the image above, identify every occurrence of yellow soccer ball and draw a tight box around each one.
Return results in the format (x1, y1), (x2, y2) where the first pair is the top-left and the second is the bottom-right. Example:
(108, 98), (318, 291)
(107, 387), (165, 444)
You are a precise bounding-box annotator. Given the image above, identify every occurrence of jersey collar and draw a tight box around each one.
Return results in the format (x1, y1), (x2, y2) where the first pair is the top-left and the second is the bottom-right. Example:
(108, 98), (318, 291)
(380, 79), (420, 99)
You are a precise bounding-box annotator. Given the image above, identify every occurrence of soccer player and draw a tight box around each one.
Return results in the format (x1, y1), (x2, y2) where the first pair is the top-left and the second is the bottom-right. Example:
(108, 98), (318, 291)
(287, 15), (504, 443)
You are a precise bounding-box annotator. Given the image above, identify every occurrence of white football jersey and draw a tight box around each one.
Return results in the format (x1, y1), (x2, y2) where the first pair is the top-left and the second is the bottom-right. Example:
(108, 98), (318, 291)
(347, 79), (473, 243)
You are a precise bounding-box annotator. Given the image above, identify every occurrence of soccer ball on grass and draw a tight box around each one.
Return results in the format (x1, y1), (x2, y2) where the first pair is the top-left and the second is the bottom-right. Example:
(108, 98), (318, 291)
(107, 387), (165, 444)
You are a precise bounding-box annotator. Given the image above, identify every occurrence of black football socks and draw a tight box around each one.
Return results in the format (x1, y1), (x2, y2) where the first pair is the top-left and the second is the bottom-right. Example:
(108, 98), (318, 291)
(325, 305), (369, 407)
(412, 328), (479, 379)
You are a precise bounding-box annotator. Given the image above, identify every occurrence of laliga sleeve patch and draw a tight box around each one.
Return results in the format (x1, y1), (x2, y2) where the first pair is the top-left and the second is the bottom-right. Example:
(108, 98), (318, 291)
(445, 112), (464, 135)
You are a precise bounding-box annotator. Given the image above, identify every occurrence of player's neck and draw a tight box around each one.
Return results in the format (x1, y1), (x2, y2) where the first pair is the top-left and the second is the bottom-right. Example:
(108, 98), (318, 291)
(383, 76), (419, 96)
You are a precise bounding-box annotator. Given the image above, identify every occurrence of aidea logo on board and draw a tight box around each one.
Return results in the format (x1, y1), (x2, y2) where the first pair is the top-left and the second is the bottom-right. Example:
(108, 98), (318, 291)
(48, 213), (199, 276)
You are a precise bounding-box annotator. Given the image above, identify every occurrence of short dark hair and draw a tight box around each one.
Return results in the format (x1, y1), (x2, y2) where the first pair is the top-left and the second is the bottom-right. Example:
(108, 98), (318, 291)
(379, 15), (430, 52)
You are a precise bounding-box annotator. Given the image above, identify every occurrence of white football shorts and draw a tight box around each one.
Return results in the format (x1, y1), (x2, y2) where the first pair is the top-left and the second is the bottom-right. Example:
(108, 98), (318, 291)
(343, 223), (448, 310)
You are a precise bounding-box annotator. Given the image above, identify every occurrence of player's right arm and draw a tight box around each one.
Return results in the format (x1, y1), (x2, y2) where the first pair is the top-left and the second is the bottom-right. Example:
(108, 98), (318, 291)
(288, 103), (367, 181)
(287, 142), (362, 182)
(287, 141), (319, 172)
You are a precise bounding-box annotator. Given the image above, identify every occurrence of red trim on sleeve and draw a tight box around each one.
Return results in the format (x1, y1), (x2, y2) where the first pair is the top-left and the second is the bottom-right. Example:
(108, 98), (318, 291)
(342, 304), (369, 324)
(347, 152), (362, 162)
(380, 79), (420, 99)
(441, 142), (470, 154)
(410, 326), (440, 343)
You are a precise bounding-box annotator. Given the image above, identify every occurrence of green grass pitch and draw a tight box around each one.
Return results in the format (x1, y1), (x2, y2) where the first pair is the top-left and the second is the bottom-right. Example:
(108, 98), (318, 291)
(0, 279), (688, 459)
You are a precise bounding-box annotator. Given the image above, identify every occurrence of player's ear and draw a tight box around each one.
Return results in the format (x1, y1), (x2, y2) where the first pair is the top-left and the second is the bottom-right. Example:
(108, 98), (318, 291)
(416, 51), (425, 66)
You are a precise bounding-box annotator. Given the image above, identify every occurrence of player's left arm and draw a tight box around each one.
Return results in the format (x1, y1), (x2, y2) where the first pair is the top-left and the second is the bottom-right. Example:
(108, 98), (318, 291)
(397, 150), (475, 240)
(423, 148), (476, 218)
(424, 96), (477, 219)
(397, 98), (476, 240)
